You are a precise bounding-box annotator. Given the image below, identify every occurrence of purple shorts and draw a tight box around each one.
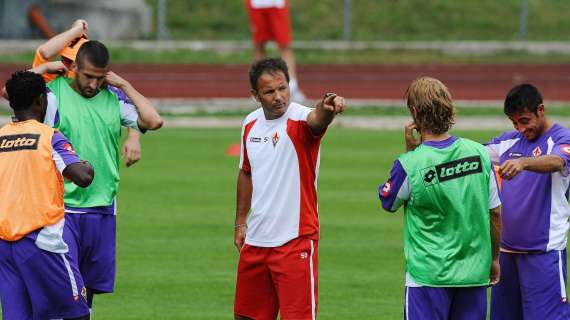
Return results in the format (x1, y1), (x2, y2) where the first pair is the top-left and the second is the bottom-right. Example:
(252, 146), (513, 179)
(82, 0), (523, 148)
(491, 250), (570, 320)
(0, 235), (89, 319)
(64, 212), (116, 293)
(405, 286), (487, 320)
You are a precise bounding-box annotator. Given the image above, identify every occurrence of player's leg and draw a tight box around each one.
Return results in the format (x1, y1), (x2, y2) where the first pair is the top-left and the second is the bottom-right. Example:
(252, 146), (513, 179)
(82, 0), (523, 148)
(519, 250), (570, 319)
(404, 286), (452, 320)
(14, 237), (89, 319)
(270, 237), (318, 320)
(254, 42), (267, 61)
(0, 240), (34, 319)
(449, 286), (487, 320)
(268, 4), (305, 102)
(268, 5), (293, 77)
(246, 2), (270, 60)
(235, 244), (279, 319)
(490, 252), (523, 320)
(79, 214), (117, 307)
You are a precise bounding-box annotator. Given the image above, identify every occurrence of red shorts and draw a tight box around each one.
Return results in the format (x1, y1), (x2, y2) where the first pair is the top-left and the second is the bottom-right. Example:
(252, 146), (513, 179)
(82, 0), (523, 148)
(234, 237), (318, 320)
(245, 0), (292, 47)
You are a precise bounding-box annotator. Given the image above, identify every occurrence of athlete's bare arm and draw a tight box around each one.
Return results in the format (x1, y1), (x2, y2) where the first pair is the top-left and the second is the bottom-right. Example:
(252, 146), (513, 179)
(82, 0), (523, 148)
(62, 161), (94, 188)
(104, 71), (163, 130)
(121, 130), (141, 167)
(235, 169), (252, 251)
(489, 205), (502, 285)
(38, 19), (87, 60)
(29, 61), (68, 76)
(499, 155), (565, 180)
(307, 93), (345, 136)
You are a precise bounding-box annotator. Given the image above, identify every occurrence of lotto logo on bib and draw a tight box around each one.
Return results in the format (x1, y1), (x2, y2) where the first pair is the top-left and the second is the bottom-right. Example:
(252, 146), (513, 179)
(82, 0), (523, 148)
(421, 156), (482, 187)
(0, 134), (40, 153)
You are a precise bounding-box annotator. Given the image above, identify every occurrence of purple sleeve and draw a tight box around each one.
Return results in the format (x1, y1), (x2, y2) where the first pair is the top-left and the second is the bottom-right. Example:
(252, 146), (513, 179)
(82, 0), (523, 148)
(378, 160), (408, 212)
(107, 85), (133, 104)
(52, 132), (81, 171)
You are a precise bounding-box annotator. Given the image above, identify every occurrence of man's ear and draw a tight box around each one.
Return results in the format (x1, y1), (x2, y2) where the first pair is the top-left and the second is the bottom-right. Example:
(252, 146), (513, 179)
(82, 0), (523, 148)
(71, 61), (78, 73)
(251, 89), (260, 102)
(537, 103), (545, 116)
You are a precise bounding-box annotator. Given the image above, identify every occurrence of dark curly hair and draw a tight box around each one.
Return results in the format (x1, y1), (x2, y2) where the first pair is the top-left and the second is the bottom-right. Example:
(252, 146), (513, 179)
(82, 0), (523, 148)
(504, 84), (543, 116)
(405, 76), (455, 135)
(5, 71), (46, 111)
(249, 58), (290, 91)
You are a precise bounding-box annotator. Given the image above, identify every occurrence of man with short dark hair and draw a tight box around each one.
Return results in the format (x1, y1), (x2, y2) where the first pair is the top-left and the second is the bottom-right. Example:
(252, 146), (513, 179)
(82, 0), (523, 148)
(29, 19), (143, 167)
(0, 70), (94, 320)
(379, 76), (501, 319)
(487, 84), (570, 319)
(234, 57), (345, 319)
(31, 40), (163, 309)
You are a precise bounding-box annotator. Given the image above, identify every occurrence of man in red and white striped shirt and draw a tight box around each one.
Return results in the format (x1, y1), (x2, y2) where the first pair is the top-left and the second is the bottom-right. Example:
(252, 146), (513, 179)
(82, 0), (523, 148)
(234, 58), (345, 320)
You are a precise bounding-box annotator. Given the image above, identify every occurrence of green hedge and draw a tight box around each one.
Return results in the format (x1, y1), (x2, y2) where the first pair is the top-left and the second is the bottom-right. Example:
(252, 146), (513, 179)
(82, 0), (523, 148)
(146, 0), (570, 41)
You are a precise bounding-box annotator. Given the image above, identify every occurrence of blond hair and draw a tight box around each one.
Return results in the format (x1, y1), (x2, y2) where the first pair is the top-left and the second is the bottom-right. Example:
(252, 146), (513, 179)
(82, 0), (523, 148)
(405, 76), (455, 135)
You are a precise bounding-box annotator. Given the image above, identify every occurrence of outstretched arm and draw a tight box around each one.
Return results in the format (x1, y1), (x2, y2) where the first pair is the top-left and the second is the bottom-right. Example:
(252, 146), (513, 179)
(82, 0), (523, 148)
(306, 93), (345, 136)
(37, 19), (87, 60)
(105, 71), (163, 130)
(234, 169), (252, 251)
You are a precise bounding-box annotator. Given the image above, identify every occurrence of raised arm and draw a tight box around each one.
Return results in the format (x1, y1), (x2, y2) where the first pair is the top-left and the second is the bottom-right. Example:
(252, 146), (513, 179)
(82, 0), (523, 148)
(104, 71), (163, 130)
(234, 169), (252, 251)
(306, 93), (345, 136)
(37, 19), (87, 60)
(29, 61), (68, 76)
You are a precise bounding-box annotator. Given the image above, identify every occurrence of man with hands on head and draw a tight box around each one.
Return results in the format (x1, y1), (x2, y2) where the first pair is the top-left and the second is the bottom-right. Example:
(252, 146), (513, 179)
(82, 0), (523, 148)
(29, 18), (142, 167)
(486, 84), (570, 319)
(234, 58), (344, 320)
(379, 76), (501, 320)
(31, 40), (163, 311)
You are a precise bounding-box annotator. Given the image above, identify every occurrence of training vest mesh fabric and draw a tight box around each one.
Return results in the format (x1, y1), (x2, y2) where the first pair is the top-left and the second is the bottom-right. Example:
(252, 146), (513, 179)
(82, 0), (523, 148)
(399, 138), (492, 287)
(0, 120), (63, 241)
(48, 77), (121, 208)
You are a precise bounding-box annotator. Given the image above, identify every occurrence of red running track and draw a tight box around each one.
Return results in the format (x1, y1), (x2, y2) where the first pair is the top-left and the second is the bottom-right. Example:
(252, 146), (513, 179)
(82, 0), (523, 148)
(2, 63), (570, 101)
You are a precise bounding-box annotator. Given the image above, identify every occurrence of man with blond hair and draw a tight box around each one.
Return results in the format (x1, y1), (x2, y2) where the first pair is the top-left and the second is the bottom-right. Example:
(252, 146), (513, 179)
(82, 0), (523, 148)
(378, 76), (502, 319)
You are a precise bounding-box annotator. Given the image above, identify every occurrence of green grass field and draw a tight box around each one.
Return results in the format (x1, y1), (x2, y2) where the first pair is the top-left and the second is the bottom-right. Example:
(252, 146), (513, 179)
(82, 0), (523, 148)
(75, 128), (501, 319)
(2, 127), (568, 319)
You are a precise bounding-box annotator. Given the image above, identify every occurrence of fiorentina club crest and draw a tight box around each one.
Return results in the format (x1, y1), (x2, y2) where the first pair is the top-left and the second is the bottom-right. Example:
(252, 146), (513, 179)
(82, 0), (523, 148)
(532, 146), (542, 157)
(272, 132), (280, 147)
